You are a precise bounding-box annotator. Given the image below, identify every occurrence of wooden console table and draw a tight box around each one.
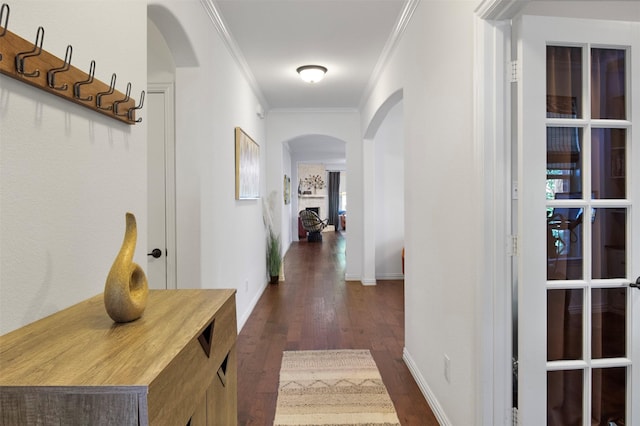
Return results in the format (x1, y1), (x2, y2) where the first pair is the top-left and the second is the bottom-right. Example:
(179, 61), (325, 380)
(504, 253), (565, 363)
(0, 289), (237, 425)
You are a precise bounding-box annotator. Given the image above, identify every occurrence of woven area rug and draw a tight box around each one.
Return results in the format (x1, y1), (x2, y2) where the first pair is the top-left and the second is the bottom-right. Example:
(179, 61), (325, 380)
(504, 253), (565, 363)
(274, 349), (401, 426)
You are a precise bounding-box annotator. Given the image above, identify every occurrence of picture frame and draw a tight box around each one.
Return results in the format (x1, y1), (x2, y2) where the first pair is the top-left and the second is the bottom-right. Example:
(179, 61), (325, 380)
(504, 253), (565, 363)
(284, 174), (291, 204)
(235, 127), (260, 200)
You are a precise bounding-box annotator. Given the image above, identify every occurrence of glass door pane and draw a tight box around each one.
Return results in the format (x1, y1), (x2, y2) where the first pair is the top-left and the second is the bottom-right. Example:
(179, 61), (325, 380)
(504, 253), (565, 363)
(592, 288), (626, 359)
(592, 367), (626, 425)
(592, 208), (626, 280)
(547, 46), (583, 119)
(591, 129), (626, 200)
(591, 48), (626, 120)
(548, 369), (583, 426)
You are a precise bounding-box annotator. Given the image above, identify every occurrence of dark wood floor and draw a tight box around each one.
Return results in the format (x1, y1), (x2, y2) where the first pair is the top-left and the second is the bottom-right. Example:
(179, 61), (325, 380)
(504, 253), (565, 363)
(236, 231), (438, 425)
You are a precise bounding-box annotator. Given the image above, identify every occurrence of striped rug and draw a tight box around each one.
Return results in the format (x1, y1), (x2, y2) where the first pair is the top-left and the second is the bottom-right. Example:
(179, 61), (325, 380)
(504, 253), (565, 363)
(274, 349), (401, 426)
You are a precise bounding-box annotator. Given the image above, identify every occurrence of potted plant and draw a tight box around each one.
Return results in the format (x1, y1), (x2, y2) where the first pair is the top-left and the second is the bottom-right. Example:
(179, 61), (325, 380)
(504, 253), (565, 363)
(266, 228), (282, 284)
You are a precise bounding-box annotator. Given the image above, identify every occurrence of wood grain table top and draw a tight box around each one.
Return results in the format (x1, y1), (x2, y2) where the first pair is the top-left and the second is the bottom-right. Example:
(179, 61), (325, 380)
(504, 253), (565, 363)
(0, 289), (236, 389)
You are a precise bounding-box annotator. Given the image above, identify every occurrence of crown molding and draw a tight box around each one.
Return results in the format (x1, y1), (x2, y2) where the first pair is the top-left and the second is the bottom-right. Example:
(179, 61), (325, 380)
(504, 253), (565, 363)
(358, 0), (420, 110)
(200, 0), (270, 110)
(475, 0), (529, 20)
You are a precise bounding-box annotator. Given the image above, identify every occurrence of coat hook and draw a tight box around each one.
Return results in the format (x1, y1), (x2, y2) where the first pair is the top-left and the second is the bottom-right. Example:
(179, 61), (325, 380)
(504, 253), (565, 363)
(127, 90), (145, 123)
(47, 45), (73, 91)
(0, 3), (9, 61)
(96, 73), (116, 110)
(113, 82), (132, 116)
(0, 3), (8, 36)
(15, 26), (44, 77)
(73, 60), (96, 101)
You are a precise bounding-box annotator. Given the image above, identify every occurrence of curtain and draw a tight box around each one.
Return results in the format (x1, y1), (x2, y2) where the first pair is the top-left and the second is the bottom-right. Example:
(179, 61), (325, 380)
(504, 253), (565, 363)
(328, 172), (340, 230)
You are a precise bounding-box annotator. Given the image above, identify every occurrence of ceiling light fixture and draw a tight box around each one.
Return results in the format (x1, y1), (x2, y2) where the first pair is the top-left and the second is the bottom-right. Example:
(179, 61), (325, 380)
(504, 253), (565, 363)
(296, 65), (327, 83)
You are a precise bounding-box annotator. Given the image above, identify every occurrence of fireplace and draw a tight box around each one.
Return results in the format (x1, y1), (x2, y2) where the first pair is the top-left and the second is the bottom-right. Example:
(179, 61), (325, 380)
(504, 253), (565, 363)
(306, 207), (320, 215)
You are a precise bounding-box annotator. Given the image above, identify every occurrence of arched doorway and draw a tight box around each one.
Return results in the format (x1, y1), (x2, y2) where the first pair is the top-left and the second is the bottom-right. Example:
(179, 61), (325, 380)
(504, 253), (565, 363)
(284, 134), (346, 243)
(147, 4), (198, 289)
(362, 89), (404, 284)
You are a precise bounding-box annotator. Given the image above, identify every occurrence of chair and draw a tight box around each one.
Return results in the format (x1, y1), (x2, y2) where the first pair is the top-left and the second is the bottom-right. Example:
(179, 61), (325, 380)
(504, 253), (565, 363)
(299, 210), (328, 242)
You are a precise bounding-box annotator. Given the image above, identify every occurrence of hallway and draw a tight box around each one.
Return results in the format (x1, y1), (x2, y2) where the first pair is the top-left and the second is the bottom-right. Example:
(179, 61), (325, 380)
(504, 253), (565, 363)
(237, 231), (438, 425)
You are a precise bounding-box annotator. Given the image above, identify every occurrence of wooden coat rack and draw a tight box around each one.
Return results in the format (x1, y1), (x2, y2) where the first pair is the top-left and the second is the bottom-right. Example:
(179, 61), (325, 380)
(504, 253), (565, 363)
(0, 4), (144, 125)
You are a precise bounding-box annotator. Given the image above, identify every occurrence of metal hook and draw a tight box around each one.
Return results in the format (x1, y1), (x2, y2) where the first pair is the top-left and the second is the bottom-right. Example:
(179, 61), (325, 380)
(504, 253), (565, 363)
(0, 3), (8, 36)
(73, 60), (96, 101)
(113, 82), (132, 116)
(127, 90), (145, 123)
(0, 3), (9, 61)
(47, 45), (73, 91)
(15, 26), (44, 77)
(96, 73), (116, 110)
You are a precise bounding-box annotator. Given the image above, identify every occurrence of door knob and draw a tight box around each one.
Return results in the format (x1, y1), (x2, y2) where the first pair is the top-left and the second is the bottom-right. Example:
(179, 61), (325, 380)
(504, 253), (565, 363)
(147, 248), (162, 258)
(630, 277), (640, 289)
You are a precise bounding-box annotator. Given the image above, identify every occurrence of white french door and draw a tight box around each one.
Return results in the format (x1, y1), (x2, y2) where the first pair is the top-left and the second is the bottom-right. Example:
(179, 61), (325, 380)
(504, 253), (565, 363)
(516, 16), (639, 425)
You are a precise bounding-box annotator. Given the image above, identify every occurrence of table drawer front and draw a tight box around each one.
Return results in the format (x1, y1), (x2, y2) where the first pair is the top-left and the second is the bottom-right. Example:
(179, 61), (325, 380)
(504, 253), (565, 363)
(207, 344), (238, 426)
(148, 295), (237, 425)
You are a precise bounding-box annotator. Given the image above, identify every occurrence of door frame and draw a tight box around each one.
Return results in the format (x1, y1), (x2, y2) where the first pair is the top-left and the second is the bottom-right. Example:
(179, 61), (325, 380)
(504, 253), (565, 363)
(148, 82), (177, 290)
(474, 11), (514, 425)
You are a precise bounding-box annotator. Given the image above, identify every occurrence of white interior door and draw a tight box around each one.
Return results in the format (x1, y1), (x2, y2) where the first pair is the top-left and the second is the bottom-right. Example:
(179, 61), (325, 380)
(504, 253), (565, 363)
(516, 16), (639, 425)
(147, 83), (176, 290)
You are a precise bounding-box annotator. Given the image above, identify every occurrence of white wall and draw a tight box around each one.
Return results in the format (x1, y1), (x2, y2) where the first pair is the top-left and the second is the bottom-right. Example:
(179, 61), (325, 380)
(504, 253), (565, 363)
(266, 110), (362, 280)
(520, 1), (640, 21)
(148, 19), (175, 84)
(361, 1), (480, 424)
(0, 1), (147, 334)
(148, 1), (267, 330)
(373, 101), (404, 280)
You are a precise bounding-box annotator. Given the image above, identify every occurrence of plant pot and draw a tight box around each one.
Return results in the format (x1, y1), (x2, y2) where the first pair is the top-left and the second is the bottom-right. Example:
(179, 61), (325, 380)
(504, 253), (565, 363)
(270, 275), (279, 284)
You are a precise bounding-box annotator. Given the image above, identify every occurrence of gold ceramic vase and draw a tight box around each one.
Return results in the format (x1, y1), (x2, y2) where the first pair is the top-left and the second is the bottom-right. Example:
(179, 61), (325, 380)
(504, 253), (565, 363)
(104, 212), (149, 323)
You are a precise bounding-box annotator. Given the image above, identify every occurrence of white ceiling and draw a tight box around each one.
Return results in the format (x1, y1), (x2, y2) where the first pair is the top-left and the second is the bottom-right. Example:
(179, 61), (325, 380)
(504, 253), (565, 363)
(213, 0), (409, 110)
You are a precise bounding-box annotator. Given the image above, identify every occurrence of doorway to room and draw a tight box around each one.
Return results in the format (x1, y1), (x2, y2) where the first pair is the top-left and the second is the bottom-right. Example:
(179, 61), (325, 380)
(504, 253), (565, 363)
(362, 89), (405, 285)
(147, 16), (177, 290)
(286, 135), (346, 243)
(373, 100), (404, 281)
(146, 83), (176, 290)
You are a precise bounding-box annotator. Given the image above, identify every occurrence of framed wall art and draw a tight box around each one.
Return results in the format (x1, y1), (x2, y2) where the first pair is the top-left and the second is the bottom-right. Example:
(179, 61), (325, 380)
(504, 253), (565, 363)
(284, 174), (291, 204)
(235, 127), (260, 200)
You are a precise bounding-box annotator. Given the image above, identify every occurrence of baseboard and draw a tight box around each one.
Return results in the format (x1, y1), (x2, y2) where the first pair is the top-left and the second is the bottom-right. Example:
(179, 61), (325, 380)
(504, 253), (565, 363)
(344, 273), (360, 281)
(237, 280), (268, 332)
(403, 347), (453, 426)
(361, 278), (377, 286)
(375, 272), (404, 280)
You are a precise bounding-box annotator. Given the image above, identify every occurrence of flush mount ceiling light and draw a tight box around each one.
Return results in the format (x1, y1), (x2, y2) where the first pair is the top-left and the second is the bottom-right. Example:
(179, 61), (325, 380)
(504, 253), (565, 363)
(296, 65), (327, 83)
